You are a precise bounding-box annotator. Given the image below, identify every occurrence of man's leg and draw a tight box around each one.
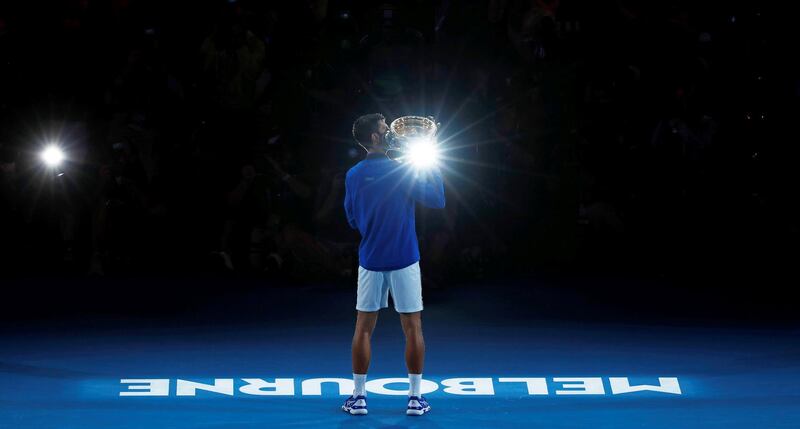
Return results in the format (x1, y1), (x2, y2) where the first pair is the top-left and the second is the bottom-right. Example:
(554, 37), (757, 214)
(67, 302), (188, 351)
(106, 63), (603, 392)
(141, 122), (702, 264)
(400, 311), (430, 415)
(400, 311), (425, 374)
(344, 267), (383, 414)
(352, 310), (379, 375)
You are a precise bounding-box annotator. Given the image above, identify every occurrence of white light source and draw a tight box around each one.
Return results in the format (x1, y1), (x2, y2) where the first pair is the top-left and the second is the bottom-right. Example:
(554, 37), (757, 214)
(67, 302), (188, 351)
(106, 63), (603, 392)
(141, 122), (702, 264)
(41, 144), (65, 167)
(406, 138), (439, 169)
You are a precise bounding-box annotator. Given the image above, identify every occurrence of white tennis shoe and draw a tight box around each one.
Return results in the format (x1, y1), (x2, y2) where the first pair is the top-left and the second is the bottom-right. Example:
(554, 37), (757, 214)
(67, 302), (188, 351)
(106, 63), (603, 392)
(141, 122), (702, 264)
(406, 395), (431, 416)
(342, 395), (368, 415)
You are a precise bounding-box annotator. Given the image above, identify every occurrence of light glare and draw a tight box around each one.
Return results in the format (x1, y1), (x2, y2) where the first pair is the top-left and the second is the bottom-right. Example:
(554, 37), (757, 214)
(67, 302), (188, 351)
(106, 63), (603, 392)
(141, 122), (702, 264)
(406, 138), (439, 169)
(41, 145), (64, 167)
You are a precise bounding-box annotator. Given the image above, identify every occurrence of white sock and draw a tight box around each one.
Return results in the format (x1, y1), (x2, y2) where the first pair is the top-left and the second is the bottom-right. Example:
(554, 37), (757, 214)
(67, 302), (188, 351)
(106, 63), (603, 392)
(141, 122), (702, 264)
(409, 373), (422, 397)
(353, 373), (367, 397)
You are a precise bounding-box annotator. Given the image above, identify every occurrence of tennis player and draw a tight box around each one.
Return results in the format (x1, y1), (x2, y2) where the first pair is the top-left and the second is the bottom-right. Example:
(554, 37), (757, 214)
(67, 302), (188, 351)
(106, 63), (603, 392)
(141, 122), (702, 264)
(341, 113), (445, 416)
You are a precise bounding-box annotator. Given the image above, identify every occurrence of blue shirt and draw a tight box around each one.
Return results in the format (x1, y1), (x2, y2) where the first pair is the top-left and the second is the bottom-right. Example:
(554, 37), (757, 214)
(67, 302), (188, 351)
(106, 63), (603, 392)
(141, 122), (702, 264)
(344, 152), (446, 271)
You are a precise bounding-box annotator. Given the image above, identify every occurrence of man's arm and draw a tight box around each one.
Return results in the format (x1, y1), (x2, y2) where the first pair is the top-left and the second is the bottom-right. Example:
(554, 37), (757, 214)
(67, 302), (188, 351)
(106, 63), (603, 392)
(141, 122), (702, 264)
(408, 167), (446, 209)
(344, 173), (359, 229)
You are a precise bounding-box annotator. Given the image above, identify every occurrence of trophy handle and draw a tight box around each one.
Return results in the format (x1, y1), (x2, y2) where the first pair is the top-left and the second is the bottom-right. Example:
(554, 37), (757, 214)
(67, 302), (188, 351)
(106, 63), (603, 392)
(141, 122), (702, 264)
(426, 116), (442, 137)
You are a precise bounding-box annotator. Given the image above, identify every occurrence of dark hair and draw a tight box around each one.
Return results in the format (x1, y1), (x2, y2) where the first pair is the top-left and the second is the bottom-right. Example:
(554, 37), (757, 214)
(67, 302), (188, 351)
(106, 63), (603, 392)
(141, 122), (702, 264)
(352, 113), (385, 148)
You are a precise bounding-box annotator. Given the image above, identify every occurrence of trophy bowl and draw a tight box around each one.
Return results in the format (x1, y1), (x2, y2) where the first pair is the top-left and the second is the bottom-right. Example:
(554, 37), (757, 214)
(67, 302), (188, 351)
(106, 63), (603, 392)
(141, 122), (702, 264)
(384, 116), (441, 167)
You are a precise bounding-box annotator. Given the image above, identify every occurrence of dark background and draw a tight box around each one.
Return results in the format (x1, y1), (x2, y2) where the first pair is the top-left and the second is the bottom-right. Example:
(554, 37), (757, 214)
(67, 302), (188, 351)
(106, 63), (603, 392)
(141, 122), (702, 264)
(0, 0), (797, 322)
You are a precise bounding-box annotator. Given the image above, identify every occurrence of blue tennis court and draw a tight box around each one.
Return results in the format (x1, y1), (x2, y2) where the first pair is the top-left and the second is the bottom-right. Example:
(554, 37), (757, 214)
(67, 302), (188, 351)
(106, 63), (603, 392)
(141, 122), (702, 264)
(1, 276), (798, 428)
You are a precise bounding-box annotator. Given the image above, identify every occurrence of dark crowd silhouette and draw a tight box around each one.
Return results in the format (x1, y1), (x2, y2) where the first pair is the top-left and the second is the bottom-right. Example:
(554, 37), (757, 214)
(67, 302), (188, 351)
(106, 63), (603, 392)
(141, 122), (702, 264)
(1, 0), (797, 288)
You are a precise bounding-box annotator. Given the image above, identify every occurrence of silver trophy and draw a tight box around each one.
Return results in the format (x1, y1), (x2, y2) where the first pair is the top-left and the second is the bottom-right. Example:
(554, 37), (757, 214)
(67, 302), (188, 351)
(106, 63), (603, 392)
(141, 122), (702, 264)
(384, 116), (442, 167)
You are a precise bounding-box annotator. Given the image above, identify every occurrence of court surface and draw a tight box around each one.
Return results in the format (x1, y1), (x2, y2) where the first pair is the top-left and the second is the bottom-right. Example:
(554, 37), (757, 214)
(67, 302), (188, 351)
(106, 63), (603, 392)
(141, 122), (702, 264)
(1, 276), (798, 428)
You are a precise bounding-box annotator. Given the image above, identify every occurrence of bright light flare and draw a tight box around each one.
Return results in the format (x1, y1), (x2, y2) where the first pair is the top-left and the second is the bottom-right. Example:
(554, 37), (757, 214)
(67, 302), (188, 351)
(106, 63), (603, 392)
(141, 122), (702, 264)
(406, 138), (440, 169)
(41, 144), (65, 167)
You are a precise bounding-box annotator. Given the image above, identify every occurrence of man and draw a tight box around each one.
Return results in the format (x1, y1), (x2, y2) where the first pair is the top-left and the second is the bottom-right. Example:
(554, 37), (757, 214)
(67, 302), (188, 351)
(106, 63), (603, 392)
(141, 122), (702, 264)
(342, 113), (445, 416)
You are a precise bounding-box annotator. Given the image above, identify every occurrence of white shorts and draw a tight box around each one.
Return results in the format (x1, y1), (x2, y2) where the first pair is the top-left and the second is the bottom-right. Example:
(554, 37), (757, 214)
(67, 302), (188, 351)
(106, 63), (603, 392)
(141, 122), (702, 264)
(356, 261), (423, 313)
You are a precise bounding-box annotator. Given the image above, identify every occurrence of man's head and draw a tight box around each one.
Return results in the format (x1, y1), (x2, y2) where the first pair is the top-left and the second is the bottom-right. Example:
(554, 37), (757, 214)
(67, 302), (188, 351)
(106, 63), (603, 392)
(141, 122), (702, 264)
(352, 113), (388, 153)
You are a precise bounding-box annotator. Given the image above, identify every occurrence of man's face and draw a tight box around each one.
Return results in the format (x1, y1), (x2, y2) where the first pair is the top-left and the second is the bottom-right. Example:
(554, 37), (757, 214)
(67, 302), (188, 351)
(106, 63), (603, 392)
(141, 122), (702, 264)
(372, 119), (389, 148)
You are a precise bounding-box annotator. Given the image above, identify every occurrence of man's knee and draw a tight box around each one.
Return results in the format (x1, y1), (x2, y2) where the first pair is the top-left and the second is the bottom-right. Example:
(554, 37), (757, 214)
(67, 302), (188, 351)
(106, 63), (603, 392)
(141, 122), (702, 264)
(400, 312), (423, 338)
(353, 333), (372, 346)
(354, 311), (378, 338)
(353, 326), (373, 338)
